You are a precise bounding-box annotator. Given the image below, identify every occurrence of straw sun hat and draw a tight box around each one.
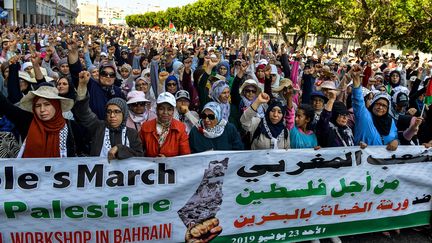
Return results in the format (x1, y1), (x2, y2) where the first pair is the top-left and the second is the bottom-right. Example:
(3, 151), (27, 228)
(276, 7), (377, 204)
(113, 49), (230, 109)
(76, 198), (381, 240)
(20, 86), (74, 112)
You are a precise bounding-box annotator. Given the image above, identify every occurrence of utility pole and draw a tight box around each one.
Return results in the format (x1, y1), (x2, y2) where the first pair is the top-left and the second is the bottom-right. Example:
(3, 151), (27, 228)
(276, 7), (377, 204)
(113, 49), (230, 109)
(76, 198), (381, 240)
(26, 0), (29, 26)
(12, 0), (17, 25)
(55, 0), (58, 25)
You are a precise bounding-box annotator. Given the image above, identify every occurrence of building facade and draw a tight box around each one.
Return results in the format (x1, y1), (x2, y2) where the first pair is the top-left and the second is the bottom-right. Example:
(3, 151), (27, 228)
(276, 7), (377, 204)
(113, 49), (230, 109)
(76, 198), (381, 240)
(98, 6), (125, 25)
(3, 0), (77, 25)
(77, 1), (97, 25)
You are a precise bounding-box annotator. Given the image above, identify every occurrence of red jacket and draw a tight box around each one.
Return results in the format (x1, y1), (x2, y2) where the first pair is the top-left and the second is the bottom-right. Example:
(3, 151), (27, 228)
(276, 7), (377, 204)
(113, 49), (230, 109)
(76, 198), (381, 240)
(140, 119), (191, 157)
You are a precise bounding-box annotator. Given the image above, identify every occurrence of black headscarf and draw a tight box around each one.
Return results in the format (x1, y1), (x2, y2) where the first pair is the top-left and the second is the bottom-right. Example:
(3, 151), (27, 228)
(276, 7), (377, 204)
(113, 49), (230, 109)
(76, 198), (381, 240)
(369, 98), (392, 136)
(57, 77), (77, 100)
(389, 70), (401, 88)
(330, 101), (349, 128)
(259, 100), (287, 138)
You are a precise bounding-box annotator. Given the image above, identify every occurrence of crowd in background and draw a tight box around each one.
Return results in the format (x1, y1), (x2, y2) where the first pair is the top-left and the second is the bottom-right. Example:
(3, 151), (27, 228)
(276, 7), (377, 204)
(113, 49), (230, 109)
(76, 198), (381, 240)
(0, 24), (431, 243)
(0, 24), (430, 159)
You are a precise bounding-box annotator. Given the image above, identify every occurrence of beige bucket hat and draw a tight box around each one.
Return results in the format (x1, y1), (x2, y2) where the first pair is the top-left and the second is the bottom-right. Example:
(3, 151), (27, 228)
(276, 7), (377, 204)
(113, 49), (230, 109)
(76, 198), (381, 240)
(20, 86), (74, 112)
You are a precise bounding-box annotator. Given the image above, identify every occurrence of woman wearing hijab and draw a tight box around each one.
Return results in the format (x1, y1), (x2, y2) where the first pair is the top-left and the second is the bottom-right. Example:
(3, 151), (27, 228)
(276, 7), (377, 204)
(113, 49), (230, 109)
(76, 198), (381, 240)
(255, 64), (266, 85)
(140, 92), (191, 157)
(352, 67), (398, 150)
(55, 76), (76, 120)
(216, 60), (233, 85)
(174, 90), (200, 134)
(165, 75), (180, 95)
(198, 57), (241, 128)
(316, 90), (354, 148)
(241, 93), (290, 150)
(0, 85), (81, 158)
(210, 80), (232, 121)
(189, 102), (243, 153)
(238, 79), (265, 117)
(74, 71), (143, 160)
(126, 90), (156, 131)
(388, 70), (401, 93)
(135, 76), (156, 109)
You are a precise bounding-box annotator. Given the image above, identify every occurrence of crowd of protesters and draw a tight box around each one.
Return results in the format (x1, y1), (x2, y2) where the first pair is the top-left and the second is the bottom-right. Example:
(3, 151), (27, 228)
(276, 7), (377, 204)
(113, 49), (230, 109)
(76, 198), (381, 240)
(0, 24), (431, 242)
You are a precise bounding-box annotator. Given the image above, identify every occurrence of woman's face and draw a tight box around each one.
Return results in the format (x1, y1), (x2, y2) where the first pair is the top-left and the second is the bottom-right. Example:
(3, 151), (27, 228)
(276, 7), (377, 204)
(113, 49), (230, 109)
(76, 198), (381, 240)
(60, 64), (69, 75)
(91, 69), (99, 80)
(243, 85), (257, 101)
(56, 78), (69, 95)
(120, 68), (130, 79)
(201, 109), (218, 129)
(34, 98), (56, 121)
(269, 106), (283, 124)
(375, 78), (383, 85)
(312, 97), (324, 111)
(24, 66), (33, 76)
(129, 102), (148, 115)
(19, 79), (29, 91)
(256, 69), (265, 79)
(141, 59), (149, 68)
(166, 80), (177, 94)
(336, 114), (349, 127)
(176, 98), (190, 110)
(218, 65), (228, 76)
(295, 109), (310, 129)
(390, 72), (400, 84)
(365, 93), (374, 108)
(157, 103), (174, 124)
(136, 80), (150, 93)
(218, 87), (230, 103)
(99, 67), (116, 86)
(271, 74), (277, 84)
(372, 99), (389, 117)
(3, 67), (9, 80)
(106, 104), (123, 128)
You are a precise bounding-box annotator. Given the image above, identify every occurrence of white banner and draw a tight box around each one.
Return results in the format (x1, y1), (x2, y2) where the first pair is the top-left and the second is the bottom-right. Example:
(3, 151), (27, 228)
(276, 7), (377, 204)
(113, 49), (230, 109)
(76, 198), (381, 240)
(1, 146), (431, 243)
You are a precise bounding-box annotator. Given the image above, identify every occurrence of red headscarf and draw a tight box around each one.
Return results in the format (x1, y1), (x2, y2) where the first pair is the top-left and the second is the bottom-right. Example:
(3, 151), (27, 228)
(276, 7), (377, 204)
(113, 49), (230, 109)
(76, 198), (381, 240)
(22, 97), (66, 158)
(256, 64), (266, 84)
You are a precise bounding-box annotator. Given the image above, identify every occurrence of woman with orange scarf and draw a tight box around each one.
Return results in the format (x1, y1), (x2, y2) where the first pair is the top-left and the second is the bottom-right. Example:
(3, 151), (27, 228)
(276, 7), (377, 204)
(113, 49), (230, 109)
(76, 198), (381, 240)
(0, 85), (81, 158)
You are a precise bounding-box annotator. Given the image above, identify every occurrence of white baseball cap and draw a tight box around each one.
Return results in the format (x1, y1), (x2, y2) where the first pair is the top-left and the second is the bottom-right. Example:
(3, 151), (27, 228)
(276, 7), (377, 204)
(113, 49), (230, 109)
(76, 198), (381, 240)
(157, 92), (176, 107)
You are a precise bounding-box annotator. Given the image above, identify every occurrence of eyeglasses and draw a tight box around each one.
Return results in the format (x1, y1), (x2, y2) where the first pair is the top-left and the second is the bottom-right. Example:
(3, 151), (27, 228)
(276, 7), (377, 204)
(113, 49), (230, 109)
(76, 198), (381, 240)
(100, 71), (116, 78)
(106, 109), (122, 115)
(200, 113), (216, 120)
(167, 82), (177, 87)
(244, 89), (257, 94)
(219, 67), (227, 70)
(131, 102), (146, 107)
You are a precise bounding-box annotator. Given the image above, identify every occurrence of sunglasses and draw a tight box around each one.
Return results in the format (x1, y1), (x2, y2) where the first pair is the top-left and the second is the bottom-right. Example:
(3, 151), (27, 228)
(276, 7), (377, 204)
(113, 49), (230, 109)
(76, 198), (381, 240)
(244, 89), (257, 94)
(100, 71), (116, 78)
(167, 82), (177, 87)
(131, 102), (146, 107)
(200, 113), (216, 120)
